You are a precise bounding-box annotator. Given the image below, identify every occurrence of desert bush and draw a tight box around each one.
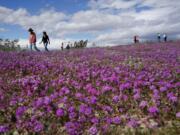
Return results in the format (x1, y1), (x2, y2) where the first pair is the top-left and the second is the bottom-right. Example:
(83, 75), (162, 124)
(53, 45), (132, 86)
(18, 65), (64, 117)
(0, 38), (21, 51)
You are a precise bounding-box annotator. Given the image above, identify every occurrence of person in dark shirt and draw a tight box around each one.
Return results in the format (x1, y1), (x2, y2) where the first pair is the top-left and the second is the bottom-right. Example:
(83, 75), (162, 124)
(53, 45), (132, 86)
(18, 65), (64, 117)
(61, 42), (64, 51)
(40, 31), (50, 51)
(66, 44), (70, 50)
(134, 35), (139, 44)
(157, 33), (161, 42)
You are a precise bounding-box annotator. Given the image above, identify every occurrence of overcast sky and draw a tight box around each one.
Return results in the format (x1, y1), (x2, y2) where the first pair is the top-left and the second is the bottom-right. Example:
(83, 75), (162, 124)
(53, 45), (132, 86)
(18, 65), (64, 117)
(0, 0), (180, 48)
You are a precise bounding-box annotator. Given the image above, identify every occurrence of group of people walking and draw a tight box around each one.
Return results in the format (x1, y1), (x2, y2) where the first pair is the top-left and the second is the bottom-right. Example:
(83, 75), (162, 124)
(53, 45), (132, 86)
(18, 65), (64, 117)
(157, 33), (167, 42)
(28, 28), (87, 52)
(28, 28), (50, 52)
(29, 28), (169, 52)
(61, 42), (72, 51)
(133, 33), (168, 44)
(60, 40), (88, 51)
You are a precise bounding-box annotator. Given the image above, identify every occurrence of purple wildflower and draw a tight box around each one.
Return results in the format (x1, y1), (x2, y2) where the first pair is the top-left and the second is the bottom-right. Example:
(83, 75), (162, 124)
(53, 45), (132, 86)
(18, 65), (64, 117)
(88, 126), (98, 135)
(65, 122), (81, 135)
(122, 95), (128, 101)
(150, 85), (156, 90)
(160, 86), (167, 92)
(153, 90), (160, 100)
(104, 117), (112, 124)
(75, 92), (83, 98)
(68, 106), (76, 113)
(35, 98), (43, 107)
(69, 112), (77, 119)
(112, 96), (119, 103)
(88, 88), (97, 95)
(127, 119), (139, 128)
(79, 105), (92, 115)
(176, 112), (180, 118)
(91, 117), (99, 124)
(16, 106), (27, 119)
(0, 125), (9, 133)
(112, 116), (121, 124)
(102, 85), (111, 93)
(61, 87), (70, 94)
(10, 99), (17, 106)
(79, 115), (86, 122)
(148, 106), (159, 115)
(85, 107), (92, 115)
(44, 96), (51, 105)
(124, 82), (131, 89)
(90, 96), (97, 104)
(56, 108), (65, 117)
(167, 92), (178, 103)
(139, 101), (148, 108)
(34, 122), (43, 132)
(103, 106), (113, 113)
(133, 93), (140, 100)
(169, 96), (178, 103)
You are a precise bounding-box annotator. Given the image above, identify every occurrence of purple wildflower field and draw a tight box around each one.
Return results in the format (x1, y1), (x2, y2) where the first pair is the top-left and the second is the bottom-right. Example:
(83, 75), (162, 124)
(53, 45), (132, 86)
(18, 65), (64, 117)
(0, 43), (180, 135)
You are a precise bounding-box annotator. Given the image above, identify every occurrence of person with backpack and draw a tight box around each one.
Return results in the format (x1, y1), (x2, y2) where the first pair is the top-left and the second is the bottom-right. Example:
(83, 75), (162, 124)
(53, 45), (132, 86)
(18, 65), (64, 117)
(28, 28), (40, 51)
(40, 31), (50, 51)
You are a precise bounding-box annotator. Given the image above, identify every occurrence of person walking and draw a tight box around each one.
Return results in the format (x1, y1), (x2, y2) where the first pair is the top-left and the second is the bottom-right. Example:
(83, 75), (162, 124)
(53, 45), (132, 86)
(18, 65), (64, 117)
(70, 43), (73, 48)
(163, 33), (167, 42)
(66, 42), (70, 50)
(61, 42), (64, 51)
(157, 33), (161, 42)
(40, 31), (50, 51)
(134, 35), (139, 44)
(28, 28), (40, 51)
(74, 41), (77, 48)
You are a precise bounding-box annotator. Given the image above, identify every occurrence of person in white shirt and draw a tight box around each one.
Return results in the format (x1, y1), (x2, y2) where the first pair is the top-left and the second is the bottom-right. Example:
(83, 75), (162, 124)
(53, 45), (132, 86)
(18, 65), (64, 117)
(163, 33), (167, 42)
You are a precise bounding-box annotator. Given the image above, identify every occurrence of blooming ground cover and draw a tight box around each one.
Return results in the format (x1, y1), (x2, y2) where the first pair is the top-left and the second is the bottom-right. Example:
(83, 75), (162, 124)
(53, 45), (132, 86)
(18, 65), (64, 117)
(0, 43), (180, 135)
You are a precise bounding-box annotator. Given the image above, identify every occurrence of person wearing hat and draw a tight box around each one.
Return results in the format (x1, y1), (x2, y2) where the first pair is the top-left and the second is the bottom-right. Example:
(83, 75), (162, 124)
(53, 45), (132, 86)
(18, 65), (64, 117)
(28, 28), (40, 51)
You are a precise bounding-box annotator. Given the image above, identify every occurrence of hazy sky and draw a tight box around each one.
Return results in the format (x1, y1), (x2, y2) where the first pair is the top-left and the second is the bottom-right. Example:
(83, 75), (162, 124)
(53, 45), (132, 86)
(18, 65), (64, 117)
(0, 0), (180, 48)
